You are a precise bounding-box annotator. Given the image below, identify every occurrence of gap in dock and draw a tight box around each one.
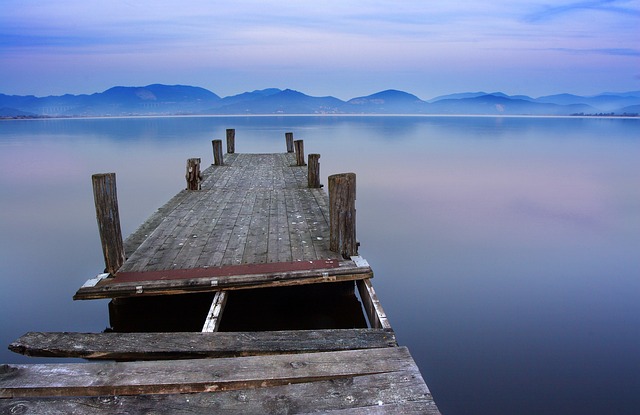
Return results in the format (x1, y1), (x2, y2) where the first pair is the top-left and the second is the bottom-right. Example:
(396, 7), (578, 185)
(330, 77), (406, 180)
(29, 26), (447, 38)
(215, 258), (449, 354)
(219, 282), (367, 331)
(106, 282), (368, 332)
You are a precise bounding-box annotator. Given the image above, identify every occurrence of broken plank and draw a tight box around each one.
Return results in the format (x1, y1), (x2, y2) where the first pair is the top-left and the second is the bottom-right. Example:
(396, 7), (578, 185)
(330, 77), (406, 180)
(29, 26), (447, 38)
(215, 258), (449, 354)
(357, 278), (391, 330)
(202, 291), (228, 333)
(9, 329), (397, 360)
(1, 347), (417, 398)
(74, 264), (372, 300)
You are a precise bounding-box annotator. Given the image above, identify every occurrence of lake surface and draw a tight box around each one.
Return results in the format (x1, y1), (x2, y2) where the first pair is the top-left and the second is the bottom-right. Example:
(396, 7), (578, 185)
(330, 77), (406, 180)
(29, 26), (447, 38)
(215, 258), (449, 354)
(1, 115), (639, 414)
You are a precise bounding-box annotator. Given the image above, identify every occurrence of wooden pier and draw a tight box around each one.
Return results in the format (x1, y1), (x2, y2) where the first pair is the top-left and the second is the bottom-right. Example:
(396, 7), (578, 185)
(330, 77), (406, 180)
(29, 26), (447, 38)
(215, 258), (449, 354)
(2, 131), (441, 414)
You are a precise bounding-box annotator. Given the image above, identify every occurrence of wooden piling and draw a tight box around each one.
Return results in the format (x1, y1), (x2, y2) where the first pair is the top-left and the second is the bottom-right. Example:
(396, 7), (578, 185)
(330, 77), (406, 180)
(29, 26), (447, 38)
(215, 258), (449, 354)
(328, 173), (357, 259)
(308, 154), (321, 188)
(91, 173), (125, 275)
(212, 140), (224, 166)
(294, 140), (306, 166)
(226, 129), (235, 154)
(285, 132), (294, 153)
(186, 158), (202, 190)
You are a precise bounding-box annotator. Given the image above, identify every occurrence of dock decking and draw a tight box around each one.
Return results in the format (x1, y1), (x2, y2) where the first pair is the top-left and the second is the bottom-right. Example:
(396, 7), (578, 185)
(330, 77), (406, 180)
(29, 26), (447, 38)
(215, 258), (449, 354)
(2, 134), (442, 414)
(74, 152), (371, 300)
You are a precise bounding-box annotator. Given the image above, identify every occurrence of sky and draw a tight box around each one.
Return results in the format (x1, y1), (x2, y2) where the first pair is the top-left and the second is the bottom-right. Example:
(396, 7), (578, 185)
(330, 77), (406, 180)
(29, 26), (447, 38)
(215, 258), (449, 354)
(1, 0), (639, 100)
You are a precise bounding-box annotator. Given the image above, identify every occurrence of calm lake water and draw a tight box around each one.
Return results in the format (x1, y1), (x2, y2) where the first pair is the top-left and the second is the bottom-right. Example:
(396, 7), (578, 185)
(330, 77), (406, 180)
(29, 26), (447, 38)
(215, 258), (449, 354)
(1, 115), (639, 414)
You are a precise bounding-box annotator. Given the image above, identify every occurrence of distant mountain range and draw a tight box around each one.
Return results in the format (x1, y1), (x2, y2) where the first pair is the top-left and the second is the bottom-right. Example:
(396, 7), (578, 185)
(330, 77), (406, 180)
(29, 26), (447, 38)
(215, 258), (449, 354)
(1, 84), (639, 117)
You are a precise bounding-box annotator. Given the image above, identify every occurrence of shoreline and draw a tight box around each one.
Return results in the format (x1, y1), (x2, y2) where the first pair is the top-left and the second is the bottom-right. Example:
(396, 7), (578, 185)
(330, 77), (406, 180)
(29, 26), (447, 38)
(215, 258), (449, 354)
(2, 113), (639, 121)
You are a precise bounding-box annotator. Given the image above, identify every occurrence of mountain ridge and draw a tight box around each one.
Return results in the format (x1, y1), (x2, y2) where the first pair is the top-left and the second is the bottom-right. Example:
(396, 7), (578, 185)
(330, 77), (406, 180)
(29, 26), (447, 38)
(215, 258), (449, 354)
(1, 84), (638, 117)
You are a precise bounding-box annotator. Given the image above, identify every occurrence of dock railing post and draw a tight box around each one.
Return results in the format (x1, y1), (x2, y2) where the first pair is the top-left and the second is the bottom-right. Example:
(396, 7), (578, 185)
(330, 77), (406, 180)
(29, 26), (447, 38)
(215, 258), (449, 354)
(308, 154), (321, 188)
(92, 173), (125, 275)
(186, 158), (202, 190)
(212, 139), (224, 166)
(294, 139), (306, 166)
(285, 132), (294, 153)
(329, 173), (357, 259)
(226, 129), (235, 154)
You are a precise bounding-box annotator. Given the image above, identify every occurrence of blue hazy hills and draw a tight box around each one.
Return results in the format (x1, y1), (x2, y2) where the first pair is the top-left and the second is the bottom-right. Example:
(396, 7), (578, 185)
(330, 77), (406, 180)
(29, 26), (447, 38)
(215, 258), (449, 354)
(1, 84), (639, 117)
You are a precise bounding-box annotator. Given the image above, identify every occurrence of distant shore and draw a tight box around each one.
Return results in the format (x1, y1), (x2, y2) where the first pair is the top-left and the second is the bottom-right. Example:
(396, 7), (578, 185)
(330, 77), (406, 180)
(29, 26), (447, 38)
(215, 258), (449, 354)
(2, 113), (638, 121)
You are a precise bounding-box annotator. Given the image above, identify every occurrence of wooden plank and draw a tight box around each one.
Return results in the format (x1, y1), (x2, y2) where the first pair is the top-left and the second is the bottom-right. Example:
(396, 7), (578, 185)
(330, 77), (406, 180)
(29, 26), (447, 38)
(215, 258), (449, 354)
(201, 291), (228, 332)
(1, 347), (418, 398)
(114, 259), (350, 283)
(0, 371), (440, 414)
(221, 190), (256, 266)
(9, 329), (397, 360)
(356, 278), (391, 330)
(284, 188), (313, 261)
(74, 262), (372, 300)
(242, 190), (271, 264)
(267, 189), (292, 263)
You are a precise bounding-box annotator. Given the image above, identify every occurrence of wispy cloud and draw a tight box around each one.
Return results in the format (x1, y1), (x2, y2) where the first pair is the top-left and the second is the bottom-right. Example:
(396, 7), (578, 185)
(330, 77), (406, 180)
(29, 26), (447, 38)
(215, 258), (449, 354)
(551, 47), (640, 56)
(524, 0), (640, 22)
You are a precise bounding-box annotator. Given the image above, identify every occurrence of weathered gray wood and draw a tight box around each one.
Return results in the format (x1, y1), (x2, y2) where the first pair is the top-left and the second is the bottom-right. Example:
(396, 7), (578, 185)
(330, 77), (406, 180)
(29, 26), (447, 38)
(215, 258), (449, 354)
(329, 173), (357, 259)
(202, 291), (228, 332)
(122, 190), (191, 257)
(294, 139), (306, 166)
(0, 370), (440, 414)
(117, 189), (207, 273)
(241, 191), (270, 264)
(0, 347), (419, 398)
(226, 128), (235, 154)
(9, 329), (397, 360)
(212, 139), (224, 166)
(285, 132), (294, 152)
(357, 279), (391, 330)
(74, 266), (372, 300)
(266, 189), (289, 263)
(308, 153), (321, 188)
(185, 158), (202, 190)
(122, 154), (320, 274)
(91, 173), (125, 275)
(284, 189), (317, 261)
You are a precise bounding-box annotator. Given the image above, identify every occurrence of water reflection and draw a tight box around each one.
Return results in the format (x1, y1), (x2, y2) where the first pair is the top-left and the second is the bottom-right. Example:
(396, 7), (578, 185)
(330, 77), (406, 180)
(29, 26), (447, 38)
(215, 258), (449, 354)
(1, 116), (639, 414)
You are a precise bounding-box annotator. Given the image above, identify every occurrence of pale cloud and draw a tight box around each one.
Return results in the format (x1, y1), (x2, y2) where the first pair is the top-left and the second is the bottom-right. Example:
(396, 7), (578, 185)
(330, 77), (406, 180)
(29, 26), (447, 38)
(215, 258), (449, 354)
(523, 0), (640, 22)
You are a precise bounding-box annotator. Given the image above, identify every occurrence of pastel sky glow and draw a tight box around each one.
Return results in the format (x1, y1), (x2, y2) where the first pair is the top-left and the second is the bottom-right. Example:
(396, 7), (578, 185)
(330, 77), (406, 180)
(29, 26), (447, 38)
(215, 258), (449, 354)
(1, 0), (639, 99)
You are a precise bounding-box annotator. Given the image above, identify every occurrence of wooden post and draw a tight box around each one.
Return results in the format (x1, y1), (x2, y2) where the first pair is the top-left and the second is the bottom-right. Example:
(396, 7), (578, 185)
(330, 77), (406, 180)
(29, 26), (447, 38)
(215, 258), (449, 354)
(294, 139), (306, 166)
(308, 154), (321, 188)
(285, 132), (294, 153)
(226, 129), (235, 154)
(329, 173), (357, 259)
(186, 158), (202, 190)
(212, 139), (224, 166)
(92, 173), (125, 275)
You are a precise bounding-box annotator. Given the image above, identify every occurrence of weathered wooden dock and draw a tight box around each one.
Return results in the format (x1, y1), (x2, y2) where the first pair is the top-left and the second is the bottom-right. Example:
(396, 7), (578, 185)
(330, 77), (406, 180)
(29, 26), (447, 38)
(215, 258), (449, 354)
(2, 131), (441, 414)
